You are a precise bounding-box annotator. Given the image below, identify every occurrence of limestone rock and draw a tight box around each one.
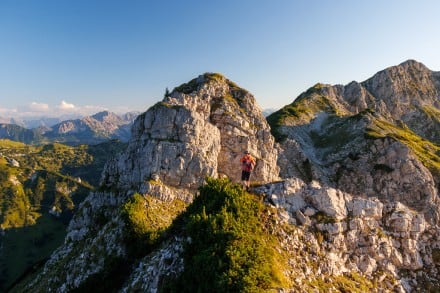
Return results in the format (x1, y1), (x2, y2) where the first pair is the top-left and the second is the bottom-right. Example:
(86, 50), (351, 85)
(122, 237), (184, 293)
(101, 73), (279, 192)
(256, 178), (440, 291)
(270, 60), (440, 226)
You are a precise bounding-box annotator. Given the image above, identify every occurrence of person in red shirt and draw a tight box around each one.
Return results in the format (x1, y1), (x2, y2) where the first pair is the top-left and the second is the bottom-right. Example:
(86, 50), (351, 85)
(240, 151), (256, 190)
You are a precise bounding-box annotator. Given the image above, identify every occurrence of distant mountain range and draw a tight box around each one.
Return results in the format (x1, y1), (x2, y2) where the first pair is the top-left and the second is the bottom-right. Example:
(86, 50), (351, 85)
(0, 114), (82, 129)
(0, 111), (139, 145)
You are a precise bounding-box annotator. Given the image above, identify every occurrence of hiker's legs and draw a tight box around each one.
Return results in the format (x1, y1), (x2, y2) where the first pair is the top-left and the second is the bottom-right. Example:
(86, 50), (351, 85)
(241, 171), (251, 189)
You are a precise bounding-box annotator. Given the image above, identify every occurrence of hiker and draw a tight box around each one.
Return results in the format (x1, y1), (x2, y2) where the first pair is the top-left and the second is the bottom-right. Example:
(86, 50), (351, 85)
(240, 151), (256, 190)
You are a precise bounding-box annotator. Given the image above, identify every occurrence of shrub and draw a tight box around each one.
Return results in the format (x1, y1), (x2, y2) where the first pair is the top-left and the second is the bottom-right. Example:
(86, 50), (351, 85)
(122, 193), (186, 257)
(165, 178), (289, 292)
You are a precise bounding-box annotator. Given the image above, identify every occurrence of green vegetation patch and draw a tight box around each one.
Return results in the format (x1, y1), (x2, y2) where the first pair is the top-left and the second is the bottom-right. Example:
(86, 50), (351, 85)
(204, 72), (225, 83)
(267, 86), (340, 142)
(366, 118), (440, 177)
(166, 178), (290, 292)
(70, 194), (187, 292)
(0, 139), (124, 290)
(309, 114), (364, 154)
(305, 272), (378, 292)
(122, 193), (187, 247)
(0, 139), (28, 148)
(150, 101), (185, 112)
(421, 105), (440, 122)
(312, 211), (338, 224)
(173, 77), (200, 94)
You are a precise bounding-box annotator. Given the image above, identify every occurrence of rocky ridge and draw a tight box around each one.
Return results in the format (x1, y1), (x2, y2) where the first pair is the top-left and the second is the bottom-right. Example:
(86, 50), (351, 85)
(14, 62), (440, 292)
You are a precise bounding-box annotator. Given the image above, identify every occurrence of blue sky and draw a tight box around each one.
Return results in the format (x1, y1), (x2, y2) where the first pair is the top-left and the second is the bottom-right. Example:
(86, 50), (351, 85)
(1, 0), (439, 118)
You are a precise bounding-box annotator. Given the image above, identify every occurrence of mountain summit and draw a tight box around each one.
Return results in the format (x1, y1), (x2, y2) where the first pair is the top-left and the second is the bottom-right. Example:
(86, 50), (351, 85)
(13, 63), (440, 292)
(269, 59), (440, 215)
(101, 73), (279, 192)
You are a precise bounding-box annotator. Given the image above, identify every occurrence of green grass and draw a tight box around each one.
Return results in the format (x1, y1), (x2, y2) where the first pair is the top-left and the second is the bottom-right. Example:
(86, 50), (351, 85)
(366, 118), (440, 177)
(267, 85), (342, 142)
(173, 77), (200, 94)
(312, 211), (338, 224)
(305, 272), (378, 292)
(165, 178), (290, 292)
(309, 114), (364, 152)
(0, 139), (28, 148)
(421, 105), (440, 121)
(0, 139), (124, 291)
(122, 193), (187, 248)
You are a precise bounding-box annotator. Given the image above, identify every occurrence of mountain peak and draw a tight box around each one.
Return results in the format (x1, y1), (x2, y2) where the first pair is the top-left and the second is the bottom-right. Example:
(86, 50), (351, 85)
(388, 59), (432, 75)
(102, 73), (278, 191)
(171, 72), (247, 96)
(397, 59), (429, 69)
(90, 110), (114, 121)
(365, 59), (431, 84)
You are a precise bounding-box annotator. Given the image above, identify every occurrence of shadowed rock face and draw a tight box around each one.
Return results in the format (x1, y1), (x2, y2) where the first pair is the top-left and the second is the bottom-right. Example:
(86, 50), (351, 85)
(101, 73), (279, 192)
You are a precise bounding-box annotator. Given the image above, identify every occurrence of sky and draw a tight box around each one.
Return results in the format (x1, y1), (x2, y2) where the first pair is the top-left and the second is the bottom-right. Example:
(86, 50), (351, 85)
(1, 0), (440, 119)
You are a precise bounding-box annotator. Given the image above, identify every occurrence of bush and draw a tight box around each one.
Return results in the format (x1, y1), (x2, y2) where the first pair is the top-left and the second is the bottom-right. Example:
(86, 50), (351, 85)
(165, 178), (288, 292)
(122, 193), (186, 257)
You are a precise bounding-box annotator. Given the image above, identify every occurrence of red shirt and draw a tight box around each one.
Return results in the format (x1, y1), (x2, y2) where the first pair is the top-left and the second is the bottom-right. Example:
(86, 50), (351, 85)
(240, 154), (256, 172)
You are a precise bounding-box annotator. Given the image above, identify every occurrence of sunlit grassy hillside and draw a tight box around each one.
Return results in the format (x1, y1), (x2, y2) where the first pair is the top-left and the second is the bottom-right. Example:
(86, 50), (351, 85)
(0, 139), (126, 291)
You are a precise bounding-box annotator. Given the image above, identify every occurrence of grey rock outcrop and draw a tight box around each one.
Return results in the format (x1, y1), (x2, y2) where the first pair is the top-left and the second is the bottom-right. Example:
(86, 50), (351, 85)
(24, 191), (129, 291)
(121, 237), (184, 292)
(101, 73), (279, 192)
(255, 178), (440, 291)
(271, 60), (440, 224)
(267, 60), (440, 291)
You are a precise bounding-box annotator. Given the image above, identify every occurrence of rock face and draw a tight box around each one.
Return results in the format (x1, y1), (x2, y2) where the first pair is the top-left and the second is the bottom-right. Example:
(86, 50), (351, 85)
(101, 73), (279, 191)
(265, 60), (440, 291)
(270, 60), (440, 223)
(255, 178), (439, 291)
(15, 63), (440, 292)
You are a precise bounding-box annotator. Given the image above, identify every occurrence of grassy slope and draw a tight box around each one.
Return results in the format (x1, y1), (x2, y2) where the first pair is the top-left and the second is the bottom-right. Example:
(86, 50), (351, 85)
(0, 139), (126, 291)
(267, 84), (342, 142)
(267, 85), (440, 180)
(165, 178), (290, 292)
(163, 178), (380, 292)
(366, 118), (440, 177)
